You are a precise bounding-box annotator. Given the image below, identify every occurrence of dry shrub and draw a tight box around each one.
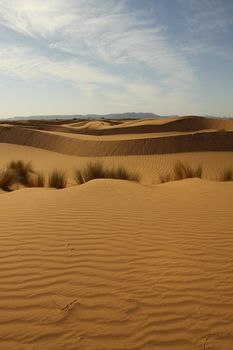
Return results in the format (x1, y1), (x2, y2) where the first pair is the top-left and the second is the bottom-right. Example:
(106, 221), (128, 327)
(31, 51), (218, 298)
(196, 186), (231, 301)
(0, 160), (35, 191)
(173, 161), (203, 180)
(0, 168), (15, 191)
(82, 162), (105, 182)
(49, 170), (67, 189)
(158, 161), (203, 184)
(219, 166), (233, 181)
(7, 160), (34, 186)
(74, 162), (140, 184)
(106, 165), (140, 182)
(29, 172), (45, 187)
(159, 173), (172, 184)
(74, 169), (85, 184)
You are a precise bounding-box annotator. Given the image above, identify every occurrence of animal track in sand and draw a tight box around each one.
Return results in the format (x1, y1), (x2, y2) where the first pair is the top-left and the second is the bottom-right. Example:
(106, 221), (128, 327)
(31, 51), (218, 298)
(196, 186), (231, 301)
(66, 242), (76, 253)
(60, 299), (78, 312)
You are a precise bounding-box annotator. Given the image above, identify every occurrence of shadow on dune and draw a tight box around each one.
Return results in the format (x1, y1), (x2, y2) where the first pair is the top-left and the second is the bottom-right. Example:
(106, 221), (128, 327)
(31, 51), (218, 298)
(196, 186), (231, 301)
(0, 125), (232, 157)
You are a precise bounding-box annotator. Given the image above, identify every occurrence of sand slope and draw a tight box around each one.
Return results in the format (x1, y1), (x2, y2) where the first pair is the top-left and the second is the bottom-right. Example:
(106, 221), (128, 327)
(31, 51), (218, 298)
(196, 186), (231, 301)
(0, 179), (233, 350)
(0, 125), (233, 157)
(1, 116), (233, 157)
(1, 143), (233, 184)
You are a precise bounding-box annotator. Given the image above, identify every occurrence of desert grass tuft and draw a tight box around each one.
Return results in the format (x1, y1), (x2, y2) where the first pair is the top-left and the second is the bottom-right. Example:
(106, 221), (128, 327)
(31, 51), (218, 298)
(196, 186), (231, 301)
(219, 166), (233, 181)
(74, 162), (140, 184)
(159, 173), (172, 184)
(29, 172), (46, 187)
(158, 161), (203, 184)
(7, 160), (34, 186)
(106, 165), (140, 182)
(74, 168), (85, 185)
(49, 169), (67, 189)
(173, 161), (203, 180)
(0, 168), (15, 191)
(82, 162), (105, 182)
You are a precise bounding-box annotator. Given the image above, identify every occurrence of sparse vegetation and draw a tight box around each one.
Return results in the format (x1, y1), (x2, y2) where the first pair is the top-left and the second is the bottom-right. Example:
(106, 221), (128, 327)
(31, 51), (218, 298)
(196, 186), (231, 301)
(0, 160), (46, 191)
(158, 161), (203, 184)
(74, 169), (85, 184)
(7, 160), (34, 186)
(173, 161), (203, 180)
(106, 165), (140, 181)
(82, 162), (105, 182)
(1, 158), (232, 192)
(219, 166), (233, 181)
(29, 172), (46, 187)
(0, 168), (15, 191)
(49, 170), (67, 189)
(74, 162), (140, 184)
(159, 173), (172, 184)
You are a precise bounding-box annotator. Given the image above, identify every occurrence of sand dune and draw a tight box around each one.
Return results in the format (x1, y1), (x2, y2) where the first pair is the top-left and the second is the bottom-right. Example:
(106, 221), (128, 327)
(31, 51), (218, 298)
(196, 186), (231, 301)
(0, 180), (233, 350)
(1, 143), (233, 184)
(0, 116), (233, 350)
(0, 120), (233, 157)
(62, 116), (233, 133)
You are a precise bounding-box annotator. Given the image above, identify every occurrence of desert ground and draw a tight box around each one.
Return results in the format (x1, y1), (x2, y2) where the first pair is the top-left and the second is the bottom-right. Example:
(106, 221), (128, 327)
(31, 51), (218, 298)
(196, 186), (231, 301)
(0, 116), (233, 350)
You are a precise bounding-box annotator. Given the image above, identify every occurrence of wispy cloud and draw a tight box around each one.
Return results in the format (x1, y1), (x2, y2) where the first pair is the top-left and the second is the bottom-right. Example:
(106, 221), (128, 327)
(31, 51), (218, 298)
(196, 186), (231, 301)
(0, 0), (195, 86)
(2, 0), (231, 116)
(0, 43), (125, 96)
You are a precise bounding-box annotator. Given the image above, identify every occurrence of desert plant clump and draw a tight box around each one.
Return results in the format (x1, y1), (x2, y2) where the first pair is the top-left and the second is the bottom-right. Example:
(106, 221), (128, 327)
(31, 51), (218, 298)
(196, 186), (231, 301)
(49, 169), (67, 189)
(35, 172), (46, 187)
(106, 165), (140, 182)
(7, 160), (34, 186)
(0, 168), (15, 191)
(29, 172), (46, 187)
(159, 173), (172, 184)
(173, 161), (203, 180)
(219, 166), (233, 181)
(74, 168), (85, 185)
(74, 162), (140, 184)
(194, 165), (203, 178)
(82, 162), (105, 182)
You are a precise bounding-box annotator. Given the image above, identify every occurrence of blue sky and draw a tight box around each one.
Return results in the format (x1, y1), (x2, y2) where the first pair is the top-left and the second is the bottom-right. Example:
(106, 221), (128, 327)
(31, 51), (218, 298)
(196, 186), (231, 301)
(0, 0), (232, 117)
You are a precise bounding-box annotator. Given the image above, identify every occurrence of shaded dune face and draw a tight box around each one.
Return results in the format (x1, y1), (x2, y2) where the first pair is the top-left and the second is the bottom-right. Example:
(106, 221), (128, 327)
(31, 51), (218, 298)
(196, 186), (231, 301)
(0, 116), (233, 350)
(0, 116), (233, 157)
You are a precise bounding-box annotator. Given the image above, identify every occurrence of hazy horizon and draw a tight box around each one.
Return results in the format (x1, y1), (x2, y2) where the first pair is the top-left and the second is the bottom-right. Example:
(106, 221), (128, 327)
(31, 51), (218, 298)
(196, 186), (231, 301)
(0, 0), (233, 118)
(2, 112), (233, 121)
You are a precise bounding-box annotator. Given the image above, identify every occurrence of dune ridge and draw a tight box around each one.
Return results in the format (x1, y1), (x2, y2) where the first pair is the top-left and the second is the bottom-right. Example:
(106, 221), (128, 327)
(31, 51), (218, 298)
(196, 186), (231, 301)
(0, 125), (233, 157)
(4, 116), (233, 134)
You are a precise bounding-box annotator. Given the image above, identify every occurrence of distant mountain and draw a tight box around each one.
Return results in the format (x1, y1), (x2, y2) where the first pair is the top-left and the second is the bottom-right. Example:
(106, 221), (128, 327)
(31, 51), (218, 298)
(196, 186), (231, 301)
(4, 112), (170, 121)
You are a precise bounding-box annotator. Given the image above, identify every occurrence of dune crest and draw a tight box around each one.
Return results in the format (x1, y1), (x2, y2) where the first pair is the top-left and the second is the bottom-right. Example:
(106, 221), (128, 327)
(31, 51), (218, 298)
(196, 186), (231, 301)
(0, 116), (233, 157)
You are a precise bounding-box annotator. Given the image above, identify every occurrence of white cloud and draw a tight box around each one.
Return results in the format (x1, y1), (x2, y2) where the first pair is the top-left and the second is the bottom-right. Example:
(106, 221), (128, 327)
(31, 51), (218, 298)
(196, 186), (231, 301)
(0, 0), (200, 114)
(0, 0), (75, 37)
(0, 0), (195, 82)
(0, 44), (125, 94)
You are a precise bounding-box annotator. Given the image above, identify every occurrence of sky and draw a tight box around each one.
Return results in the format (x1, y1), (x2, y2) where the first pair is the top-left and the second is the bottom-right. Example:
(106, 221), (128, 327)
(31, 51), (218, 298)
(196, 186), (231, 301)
(0, 0), (233, 118)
